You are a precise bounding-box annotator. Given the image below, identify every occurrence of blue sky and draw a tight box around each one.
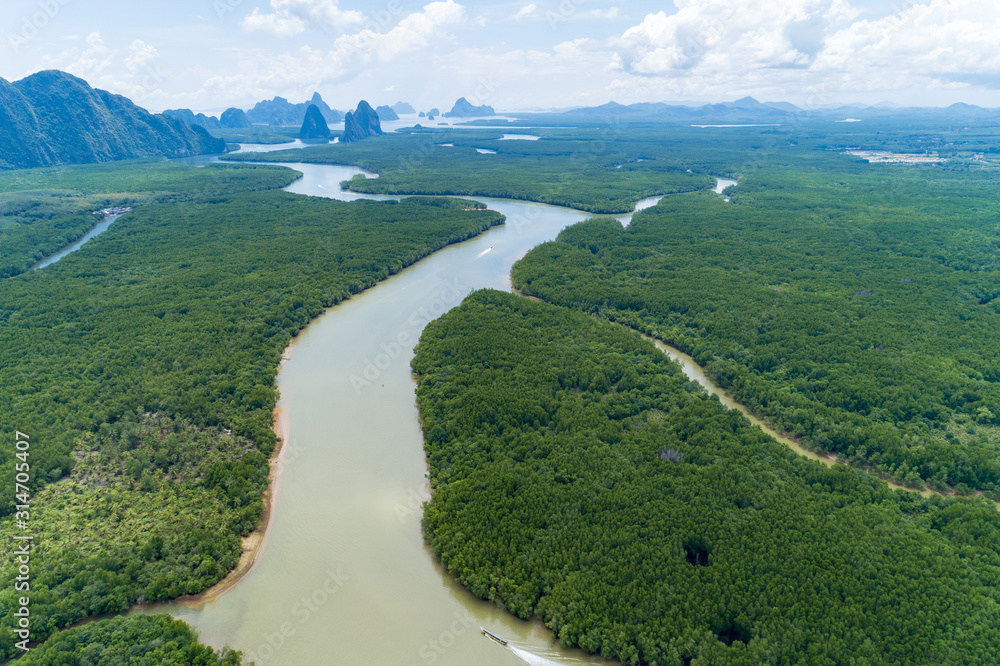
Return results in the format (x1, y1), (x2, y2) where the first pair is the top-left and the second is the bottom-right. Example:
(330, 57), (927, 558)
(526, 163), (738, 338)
(3, 0), (999, 114)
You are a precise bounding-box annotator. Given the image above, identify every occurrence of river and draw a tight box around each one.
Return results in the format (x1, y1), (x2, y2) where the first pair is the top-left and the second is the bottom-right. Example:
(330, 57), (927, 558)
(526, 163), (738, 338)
(145, 160), (626, 666)
(28, 214), (123, 271)
(138, 161), (920, 663)
(714, 177), (737, 201)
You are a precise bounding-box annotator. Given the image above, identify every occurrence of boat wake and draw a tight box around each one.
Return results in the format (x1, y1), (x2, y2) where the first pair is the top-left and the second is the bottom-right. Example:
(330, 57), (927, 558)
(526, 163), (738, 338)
(482, 627), (567, 666)
(508, 646), (565, 666)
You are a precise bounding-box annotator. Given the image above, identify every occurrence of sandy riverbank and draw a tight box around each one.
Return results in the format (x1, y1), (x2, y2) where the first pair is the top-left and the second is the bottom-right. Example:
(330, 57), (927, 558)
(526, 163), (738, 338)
(144, 340), (298, 609)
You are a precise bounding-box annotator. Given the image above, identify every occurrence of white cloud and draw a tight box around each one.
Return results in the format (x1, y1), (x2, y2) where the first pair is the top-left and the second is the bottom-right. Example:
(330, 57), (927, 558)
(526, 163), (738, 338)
(203, 1), (467, 102)
(588, 7), (620, 19)
(334, 0), (465, 61)
(612, 0), (857, 76)
(37, 32), (169, 106)
(570, 0), (1000, 104)
(124, 40), (159, 75)
(242, 0), (366, 37)
(47, 0), (1000, 115)
(514, 4), (537, 20)
(51, 32), (118, 78)
(817, 0), (1000, 88)
(242, 8), (306, 37)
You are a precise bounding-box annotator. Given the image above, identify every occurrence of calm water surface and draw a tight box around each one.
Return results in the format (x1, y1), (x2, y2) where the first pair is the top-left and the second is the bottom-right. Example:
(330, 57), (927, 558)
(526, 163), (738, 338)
(148, 158), (619, 666)
(29, 214), (123, 271)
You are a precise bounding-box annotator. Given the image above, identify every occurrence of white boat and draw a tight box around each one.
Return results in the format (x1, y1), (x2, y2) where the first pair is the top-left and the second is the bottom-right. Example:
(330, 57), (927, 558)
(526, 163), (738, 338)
(481, 627), (508, 646)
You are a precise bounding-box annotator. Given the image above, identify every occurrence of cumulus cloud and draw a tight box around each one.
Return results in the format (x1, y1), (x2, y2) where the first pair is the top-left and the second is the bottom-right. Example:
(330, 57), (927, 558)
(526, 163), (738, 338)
(334, 0), (465, 61)
(204, 1), (467, 101)
(48, 31), (118, 78)
(514, 4), (537, 20)
(91, 0), (1000, 115)
(611, 0), (857, 76)
(124, 40), (159, 74)
(817, 0), (1000, 88)
(37, 32), (169, 105)
(596, 0), (1000, 100)
(242, 8), (306, 36)
(242, 0), (366, 37)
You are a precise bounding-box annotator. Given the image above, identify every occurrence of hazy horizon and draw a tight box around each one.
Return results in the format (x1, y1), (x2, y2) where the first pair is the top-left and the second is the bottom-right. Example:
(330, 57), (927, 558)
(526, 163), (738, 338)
(4, 0), (999, 115)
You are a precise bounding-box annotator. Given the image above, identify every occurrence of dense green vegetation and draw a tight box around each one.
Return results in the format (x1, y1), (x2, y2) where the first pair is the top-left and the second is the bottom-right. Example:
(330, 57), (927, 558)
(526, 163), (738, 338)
(223, 119), (1000, 214)
(7, 116), (1000, 662)
(414, 289), (1000, 665)
(0, 160), (297, 277)
(225, 129), (716, 213)
(512, 157), (1000, 496)
(16, 614), (243, 665)
(0, 178), (502, 657)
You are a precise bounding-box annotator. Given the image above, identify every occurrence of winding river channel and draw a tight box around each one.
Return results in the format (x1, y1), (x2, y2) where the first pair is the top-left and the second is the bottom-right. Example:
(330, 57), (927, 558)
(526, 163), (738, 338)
(135, 153), (904, 664)
(25, 144), (925, 662)
(147, 160), (636, 666)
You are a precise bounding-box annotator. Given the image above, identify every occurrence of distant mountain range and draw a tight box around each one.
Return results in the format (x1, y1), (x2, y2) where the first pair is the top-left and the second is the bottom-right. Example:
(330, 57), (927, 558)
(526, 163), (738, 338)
(163, 108), (222, 130)
(164, 93), (345, 131)
(6, 70), (998, 173)
(545, 96), (1000, 123)
(0, 70), (225, 171)
(375, 105), (399, 122)
(246, 93), (341, 126)
(445, 97), (496, 118)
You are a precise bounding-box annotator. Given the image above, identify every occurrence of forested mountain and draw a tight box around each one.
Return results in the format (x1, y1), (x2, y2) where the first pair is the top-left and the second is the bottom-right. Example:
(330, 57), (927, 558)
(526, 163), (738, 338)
(220, 107), (251, 128)
(299, 104), (331, 139)
(342, 100), (383, 142)
(0, 70), (225, 170)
